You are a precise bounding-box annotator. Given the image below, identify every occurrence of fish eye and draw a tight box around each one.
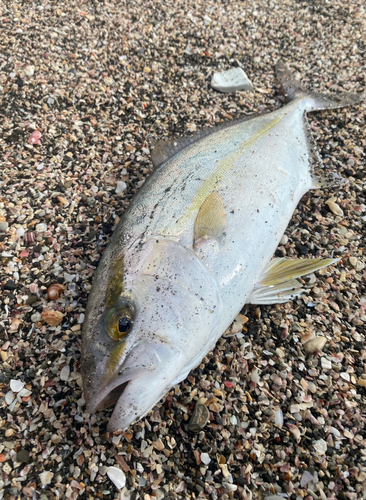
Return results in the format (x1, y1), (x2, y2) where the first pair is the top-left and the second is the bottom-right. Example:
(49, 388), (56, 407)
(118, 316), (132, 334)
(105, 304), (135, 341)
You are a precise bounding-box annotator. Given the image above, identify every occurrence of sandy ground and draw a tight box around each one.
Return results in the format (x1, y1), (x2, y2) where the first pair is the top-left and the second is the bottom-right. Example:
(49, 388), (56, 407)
(0, 1), (366, 499)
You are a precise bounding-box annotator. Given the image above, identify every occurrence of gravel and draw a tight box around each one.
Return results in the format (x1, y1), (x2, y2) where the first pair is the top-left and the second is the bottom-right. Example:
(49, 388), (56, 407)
(0, 0), (365, 499)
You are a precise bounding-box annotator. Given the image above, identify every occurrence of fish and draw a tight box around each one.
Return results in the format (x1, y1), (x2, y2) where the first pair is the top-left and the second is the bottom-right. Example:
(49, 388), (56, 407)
(81, 61), (365, 431)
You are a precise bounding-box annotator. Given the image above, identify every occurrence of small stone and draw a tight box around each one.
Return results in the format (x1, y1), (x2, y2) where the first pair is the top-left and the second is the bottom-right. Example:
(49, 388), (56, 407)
(5, 429), (14, 437)
(10, 379), (24, 393)
(188, 403), (210, 432)
(200, 452), (211, 465)
(106, 466), (126, 489)
(40, 471), (54, 487)
(357, 378), (366, 388)
(340, 372), (350, 382)
(211, 67), (253, 93)
(303, 337), (327, 353)
(152, 438), (165, 451)
(17, 449), (30, 463)
(0, 222), (9, 232)
(116, 181), (127, 194)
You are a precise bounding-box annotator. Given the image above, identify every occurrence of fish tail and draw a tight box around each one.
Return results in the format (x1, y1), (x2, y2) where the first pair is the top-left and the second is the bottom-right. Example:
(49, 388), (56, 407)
(275, 60), (365, 111)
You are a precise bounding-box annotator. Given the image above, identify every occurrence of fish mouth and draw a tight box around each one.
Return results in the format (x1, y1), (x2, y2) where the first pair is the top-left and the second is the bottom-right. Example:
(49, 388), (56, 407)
(94, 380), (130, 412)
(84, 342), (180, 430)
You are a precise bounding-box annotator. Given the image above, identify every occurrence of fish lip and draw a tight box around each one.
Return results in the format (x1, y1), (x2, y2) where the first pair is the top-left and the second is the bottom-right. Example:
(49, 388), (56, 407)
(84, 341), (163, 415)
(85, 370), (136, 415)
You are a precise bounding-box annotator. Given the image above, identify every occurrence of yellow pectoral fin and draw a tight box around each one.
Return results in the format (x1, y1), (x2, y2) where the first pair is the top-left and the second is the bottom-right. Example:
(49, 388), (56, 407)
(247, 257), (340, 305)
(193, 191), (227, 249)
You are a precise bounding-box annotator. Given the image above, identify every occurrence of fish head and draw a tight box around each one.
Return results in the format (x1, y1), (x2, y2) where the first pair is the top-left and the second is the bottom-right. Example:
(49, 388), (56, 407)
(81, 237), (221, 430)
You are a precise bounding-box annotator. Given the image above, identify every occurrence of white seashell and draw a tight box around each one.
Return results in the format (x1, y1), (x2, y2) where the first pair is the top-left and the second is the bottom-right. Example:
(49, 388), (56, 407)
(24, 65), (35, 77)
(250, 368), (260, 383)
(301, 470), (314, 487)
(321, 357), (332, 370)
(325, 199), (343, 216)
(60, 365), (70, 381)
(274, 408), (283, 427)
(107, 466), (126, 489)
(18, 388), (32, 397)
(40, 471), (54, 487)
(340, 372), (350, 382)
(10, 379), (24, 393)
(116, 181), (127, 194)
(5, 390), (15, 405)
(35, 223), (47, 232)
(313, 438), (327, 455)
(200, 452), (211, 465)
(211, 68), (253, 93)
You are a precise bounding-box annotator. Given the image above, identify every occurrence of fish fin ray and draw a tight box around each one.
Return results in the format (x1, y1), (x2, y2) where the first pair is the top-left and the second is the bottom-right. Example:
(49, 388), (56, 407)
(247, 257), (340, 305)
(255, 257), (340, 287)
(193, 191), (227, 249)
(247, 279), (304, 305)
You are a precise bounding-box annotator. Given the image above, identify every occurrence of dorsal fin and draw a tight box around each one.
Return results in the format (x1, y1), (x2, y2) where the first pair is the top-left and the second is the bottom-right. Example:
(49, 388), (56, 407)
(193, 191), (227, 250)
(150, 111), (267, 169)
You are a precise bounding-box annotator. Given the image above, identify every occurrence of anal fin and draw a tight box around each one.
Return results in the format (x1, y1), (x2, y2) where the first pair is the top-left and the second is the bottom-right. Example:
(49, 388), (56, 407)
(247, 257), (339, 305)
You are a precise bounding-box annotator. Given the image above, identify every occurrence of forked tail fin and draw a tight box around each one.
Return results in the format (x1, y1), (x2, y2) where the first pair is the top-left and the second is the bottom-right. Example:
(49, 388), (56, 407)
(275, 60), (365, 111)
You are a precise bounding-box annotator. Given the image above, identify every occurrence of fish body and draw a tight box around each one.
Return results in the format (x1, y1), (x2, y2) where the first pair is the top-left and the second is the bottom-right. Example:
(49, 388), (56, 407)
(81, 62), (364, 430)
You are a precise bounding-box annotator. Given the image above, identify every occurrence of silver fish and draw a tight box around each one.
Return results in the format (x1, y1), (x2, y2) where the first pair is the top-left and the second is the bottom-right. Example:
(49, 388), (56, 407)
(81, 62), (364, 431)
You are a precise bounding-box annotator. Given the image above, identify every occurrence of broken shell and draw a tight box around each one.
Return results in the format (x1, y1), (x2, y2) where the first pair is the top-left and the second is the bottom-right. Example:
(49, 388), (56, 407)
(41, 309), (64, 326)
(325, 199), (344, 216)
(25, 232), (36, 245)
(303, 336), (327, 353)
(47, 284), (67, 300)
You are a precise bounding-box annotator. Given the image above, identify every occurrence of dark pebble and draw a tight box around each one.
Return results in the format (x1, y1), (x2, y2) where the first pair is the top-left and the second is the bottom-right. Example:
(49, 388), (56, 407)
(188, 403), (210, 432)
(235, 477), (246, 486)
(17, 449), (30, 463)
(4, 280), (17, 290)
(26, 295), (38, 305)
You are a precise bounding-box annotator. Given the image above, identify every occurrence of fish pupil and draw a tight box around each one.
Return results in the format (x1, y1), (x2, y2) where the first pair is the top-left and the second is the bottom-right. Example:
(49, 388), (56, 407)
(118, 316), (131, 333)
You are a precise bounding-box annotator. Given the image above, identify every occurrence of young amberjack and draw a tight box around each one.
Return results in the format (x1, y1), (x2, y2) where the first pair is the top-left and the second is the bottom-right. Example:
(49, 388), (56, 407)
(81, 62), (365, 431)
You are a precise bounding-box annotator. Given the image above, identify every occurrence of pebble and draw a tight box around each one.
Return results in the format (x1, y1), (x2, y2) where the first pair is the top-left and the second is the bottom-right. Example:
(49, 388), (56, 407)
(0, 222), (9, 232)
(16, 449), (30, 463)
(188, 403), (210, 431)
(303, 337), (327, 353)
(106, 466), (126, 489)
(280, 234), (288, 245)
(211, 68), (253, 93)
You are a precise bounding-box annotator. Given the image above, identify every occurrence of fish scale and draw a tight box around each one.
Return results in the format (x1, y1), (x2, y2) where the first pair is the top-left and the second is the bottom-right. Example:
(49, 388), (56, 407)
(81, 61), (365, 431)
